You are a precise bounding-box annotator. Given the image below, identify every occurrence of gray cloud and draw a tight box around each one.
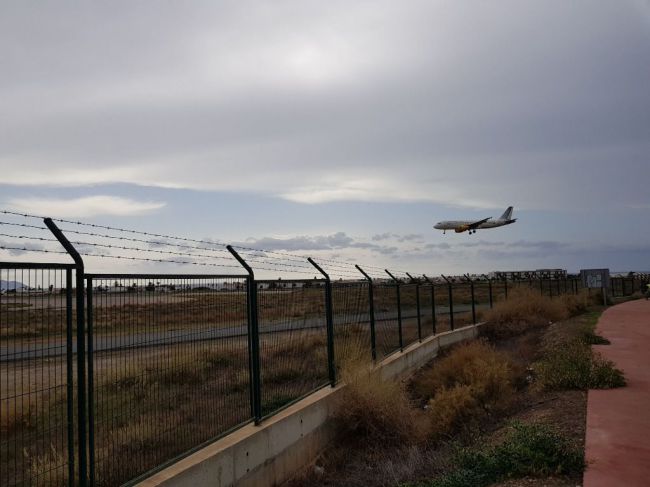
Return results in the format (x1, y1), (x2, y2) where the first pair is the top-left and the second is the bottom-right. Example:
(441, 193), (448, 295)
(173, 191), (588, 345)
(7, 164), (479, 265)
(0, 240), (46, 256)
(1, 1), (649, 210)
(233, 232), (399, 255)
(372, 233), (393, 242)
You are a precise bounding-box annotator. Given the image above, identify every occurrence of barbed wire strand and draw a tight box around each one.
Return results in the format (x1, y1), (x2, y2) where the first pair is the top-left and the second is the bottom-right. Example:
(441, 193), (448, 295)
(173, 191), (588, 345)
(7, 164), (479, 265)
(0, 210), (411, 276)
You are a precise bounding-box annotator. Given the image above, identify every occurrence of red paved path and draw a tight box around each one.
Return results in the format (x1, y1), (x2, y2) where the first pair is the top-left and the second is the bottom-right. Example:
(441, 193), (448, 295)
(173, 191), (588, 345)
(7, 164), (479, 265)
(584, 299), (650, 487)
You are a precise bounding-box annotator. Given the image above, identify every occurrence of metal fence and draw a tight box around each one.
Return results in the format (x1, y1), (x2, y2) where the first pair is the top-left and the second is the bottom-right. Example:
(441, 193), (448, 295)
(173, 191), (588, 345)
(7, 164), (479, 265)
(0, 214), (634, 487)
(0, 263), (77, 487)
(85, 274), (250, 486)
(610, 275), (649, 297)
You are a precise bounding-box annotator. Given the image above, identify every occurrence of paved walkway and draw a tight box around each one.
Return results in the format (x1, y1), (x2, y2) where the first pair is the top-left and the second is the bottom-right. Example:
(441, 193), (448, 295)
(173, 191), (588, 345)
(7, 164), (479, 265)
(584, 299), (650, 486)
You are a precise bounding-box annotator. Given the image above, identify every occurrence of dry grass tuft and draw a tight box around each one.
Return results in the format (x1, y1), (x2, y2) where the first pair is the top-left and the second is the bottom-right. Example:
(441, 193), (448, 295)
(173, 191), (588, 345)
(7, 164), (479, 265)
(412, 340), (522, 439)
(480, 289), (593, 340)
(1, 399), (36, 435)
(27, 445), (67, 487)
(333, 361), (429, 446)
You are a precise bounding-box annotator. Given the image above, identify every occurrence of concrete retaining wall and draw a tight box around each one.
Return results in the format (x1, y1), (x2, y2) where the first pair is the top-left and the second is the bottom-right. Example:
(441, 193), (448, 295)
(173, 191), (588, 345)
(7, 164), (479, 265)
(138, 324), (482, 487)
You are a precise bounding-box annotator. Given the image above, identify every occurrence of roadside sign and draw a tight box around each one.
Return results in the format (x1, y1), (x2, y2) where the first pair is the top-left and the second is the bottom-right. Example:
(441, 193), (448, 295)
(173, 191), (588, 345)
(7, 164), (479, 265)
(580, 269), (610, 289)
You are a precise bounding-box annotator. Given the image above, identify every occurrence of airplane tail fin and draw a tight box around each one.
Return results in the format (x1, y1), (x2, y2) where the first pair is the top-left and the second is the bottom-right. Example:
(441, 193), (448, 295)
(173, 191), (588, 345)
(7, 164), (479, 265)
(499, 206), (514, 220)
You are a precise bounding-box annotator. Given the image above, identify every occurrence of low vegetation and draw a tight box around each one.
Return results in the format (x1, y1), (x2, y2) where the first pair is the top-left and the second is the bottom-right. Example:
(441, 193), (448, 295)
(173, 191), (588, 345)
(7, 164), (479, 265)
(291, 290), (628, 487)
(333, 366), (429, 446)
(479, 288), (592, 340)
(534, 312), (625, 391)
(414, 422), (584, 487)
(411, 340), (523, 439)
(4, 284), (634, 487)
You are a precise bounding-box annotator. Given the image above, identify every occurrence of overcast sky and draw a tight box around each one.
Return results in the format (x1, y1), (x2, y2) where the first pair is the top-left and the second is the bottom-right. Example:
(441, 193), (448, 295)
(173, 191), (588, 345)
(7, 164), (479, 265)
(1, 1), (649, 276)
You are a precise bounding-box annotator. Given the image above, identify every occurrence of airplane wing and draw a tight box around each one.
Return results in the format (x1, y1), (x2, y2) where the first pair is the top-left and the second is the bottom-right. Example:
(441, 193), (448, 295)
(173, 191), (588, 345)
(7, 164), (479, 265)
(467, 217), (491, 230)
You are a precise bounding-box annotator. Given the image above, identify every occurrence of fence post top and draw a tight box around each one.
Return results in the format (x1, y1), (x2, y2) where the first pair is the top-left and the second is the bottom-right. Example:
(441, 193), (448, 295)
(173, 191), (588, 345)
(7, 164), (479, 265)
(307, 257), (330, 281)
(226, 245), (255, 279)
(385, 269), (400, 283)
(355, 264), (373, 282)
(405, 272), (418, 283)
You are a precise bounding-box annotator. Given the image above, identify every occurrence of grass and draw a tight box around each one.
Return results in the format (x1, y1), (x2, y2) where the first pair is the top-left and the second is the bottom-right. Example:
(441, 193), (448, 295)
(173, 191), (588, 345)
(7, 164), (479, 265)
(533, 312), (626, 390)
(1, 325), (345, 487)
(291, 293), (617, 487)
(412, 422), (584, 487)
(411, 340), (523, 439)
(535, 341), (626, 390)
(28, 445), (68, 487)
(333, 359), (430, 446)
(1, 397), (36, 436)
(2, 282), (626, 487)
(480, 288), (596, 340)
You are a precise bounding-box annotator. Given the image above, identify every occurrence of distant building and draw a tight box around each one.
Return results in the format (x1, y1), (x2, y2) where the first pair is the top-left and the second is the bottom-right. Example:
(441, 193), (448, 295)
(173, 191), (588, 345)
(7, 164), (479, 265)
(489, 269), (567, 280)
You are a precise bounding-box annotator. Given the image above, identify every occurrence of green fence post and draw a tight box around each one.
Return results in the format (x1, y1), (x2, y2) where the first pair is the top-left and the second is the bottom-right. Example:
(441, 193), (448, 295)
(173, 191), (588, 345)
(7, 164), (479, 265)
(308, 258), (336, 387)
(227, 246), (262, 424)
(441, 275), (454, 330)
(356, 265), (377, 361)
(406, 273), (422, 341)
(385, 270), (403, 351)
(423, 275), (437, 335)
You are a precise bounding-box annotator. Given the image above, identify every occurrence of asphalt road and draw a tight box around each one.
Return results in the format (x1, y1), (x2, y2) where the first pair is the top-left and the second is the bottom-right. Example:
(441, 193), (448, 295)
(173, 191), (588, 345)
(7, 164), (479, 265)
(0, 304), (488, 362)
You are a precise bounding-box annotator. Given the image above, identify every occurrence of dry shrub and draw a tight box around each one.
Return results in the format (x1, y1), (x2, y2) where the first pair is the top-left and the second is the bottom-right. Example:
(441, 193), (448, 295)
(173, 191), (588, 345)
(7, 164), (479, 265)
(481, 289), (571, 340)
(413, 340), (521, 401)
(535, 340), (626, 390)
(412, 340), (521, 439)
(28, 445), (67, 487)
(427, 385), (480, 437)
(559, 293), (589, 317)
(1, 398), (36, 435)
(102, 345), (248, 391)
(333, 362), (429, 446)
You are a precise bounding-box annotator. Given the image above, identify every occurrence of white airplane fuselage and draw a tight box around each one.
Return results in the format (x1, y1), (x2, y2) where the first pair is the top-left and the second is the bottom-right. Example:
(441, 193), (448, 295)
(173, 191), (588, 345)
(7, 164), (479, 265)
(434, 219), (514, 230)
(434, 207), (517, 234)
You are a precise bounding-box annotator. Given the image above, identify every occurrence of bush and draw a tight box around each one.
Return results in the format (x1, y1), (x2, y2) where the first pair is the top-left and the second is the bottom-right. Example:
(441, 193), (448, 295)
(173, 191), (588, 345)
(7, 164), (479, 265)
(481, 289), (571, 340)
(411, 341), (522, 438)
(559, 293), (590, 317)
(534, 340), (625, 390)
(418, 422), (585, 487)
(590, 353), (627, 389)
(334, 365), (429, 446)
(413, 340), (521, 400)
(426, 385), (480, 438)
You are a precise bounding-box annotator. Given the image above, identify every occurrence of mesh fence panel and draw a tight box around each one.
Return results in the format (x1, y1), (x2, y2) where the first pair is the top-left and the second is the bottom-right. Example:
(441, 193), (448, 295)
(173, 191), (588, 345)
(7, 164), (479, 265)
(418, 284), (435, 338)
(434, 284), (452, 332)
(1, 266), (74, 487)
(451, 283), (473, 327)
(373, 283), (400, 358)
(473, 282), (491, 318)
(400, 284), (419, 347)
(257, 280), (329, 417)
(331, 281), (372, 367)
(88, 275), (250, 487)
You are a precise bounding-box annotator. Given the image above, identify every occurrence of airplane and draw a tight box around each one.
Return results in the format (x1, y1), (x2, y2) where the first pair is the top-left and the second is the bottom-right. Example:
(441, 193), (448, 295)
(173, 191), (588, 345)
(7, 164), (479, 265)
(434, 207), (517, 235)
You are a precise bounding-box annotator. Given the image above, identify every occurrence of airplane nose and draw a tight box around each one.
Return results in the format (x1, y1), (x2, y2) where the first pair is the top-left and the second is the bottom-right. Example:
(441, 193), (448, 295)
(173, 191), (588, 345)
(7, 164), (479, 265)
(434, 223), (441, 229)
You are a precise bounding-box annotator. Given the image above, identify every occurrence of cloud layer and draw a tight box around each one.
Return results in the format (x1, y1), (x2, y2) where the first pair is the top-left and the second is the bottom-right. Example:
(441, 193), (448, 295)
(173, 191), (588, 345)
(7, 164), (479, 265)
(7, 196), (165, 218)
(1, 1), (649, 210)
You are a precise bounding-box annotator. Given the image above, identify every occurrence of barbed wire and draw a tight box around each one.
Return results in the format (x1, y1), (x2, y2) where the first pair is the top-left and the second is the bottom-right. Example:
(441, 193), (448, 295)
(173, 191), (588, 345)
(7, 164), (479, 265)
(0, 210), (412, 276)
(0, 229), (353, 277)
(0, 245), (68, 255)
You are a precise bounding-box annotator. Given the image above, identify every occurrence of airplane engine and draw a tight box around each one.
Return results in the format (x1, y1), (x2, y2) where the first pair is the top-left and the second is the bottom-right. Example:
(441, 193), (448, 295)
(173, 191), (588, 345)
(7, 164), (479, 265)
(455, 226), (469, 233)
